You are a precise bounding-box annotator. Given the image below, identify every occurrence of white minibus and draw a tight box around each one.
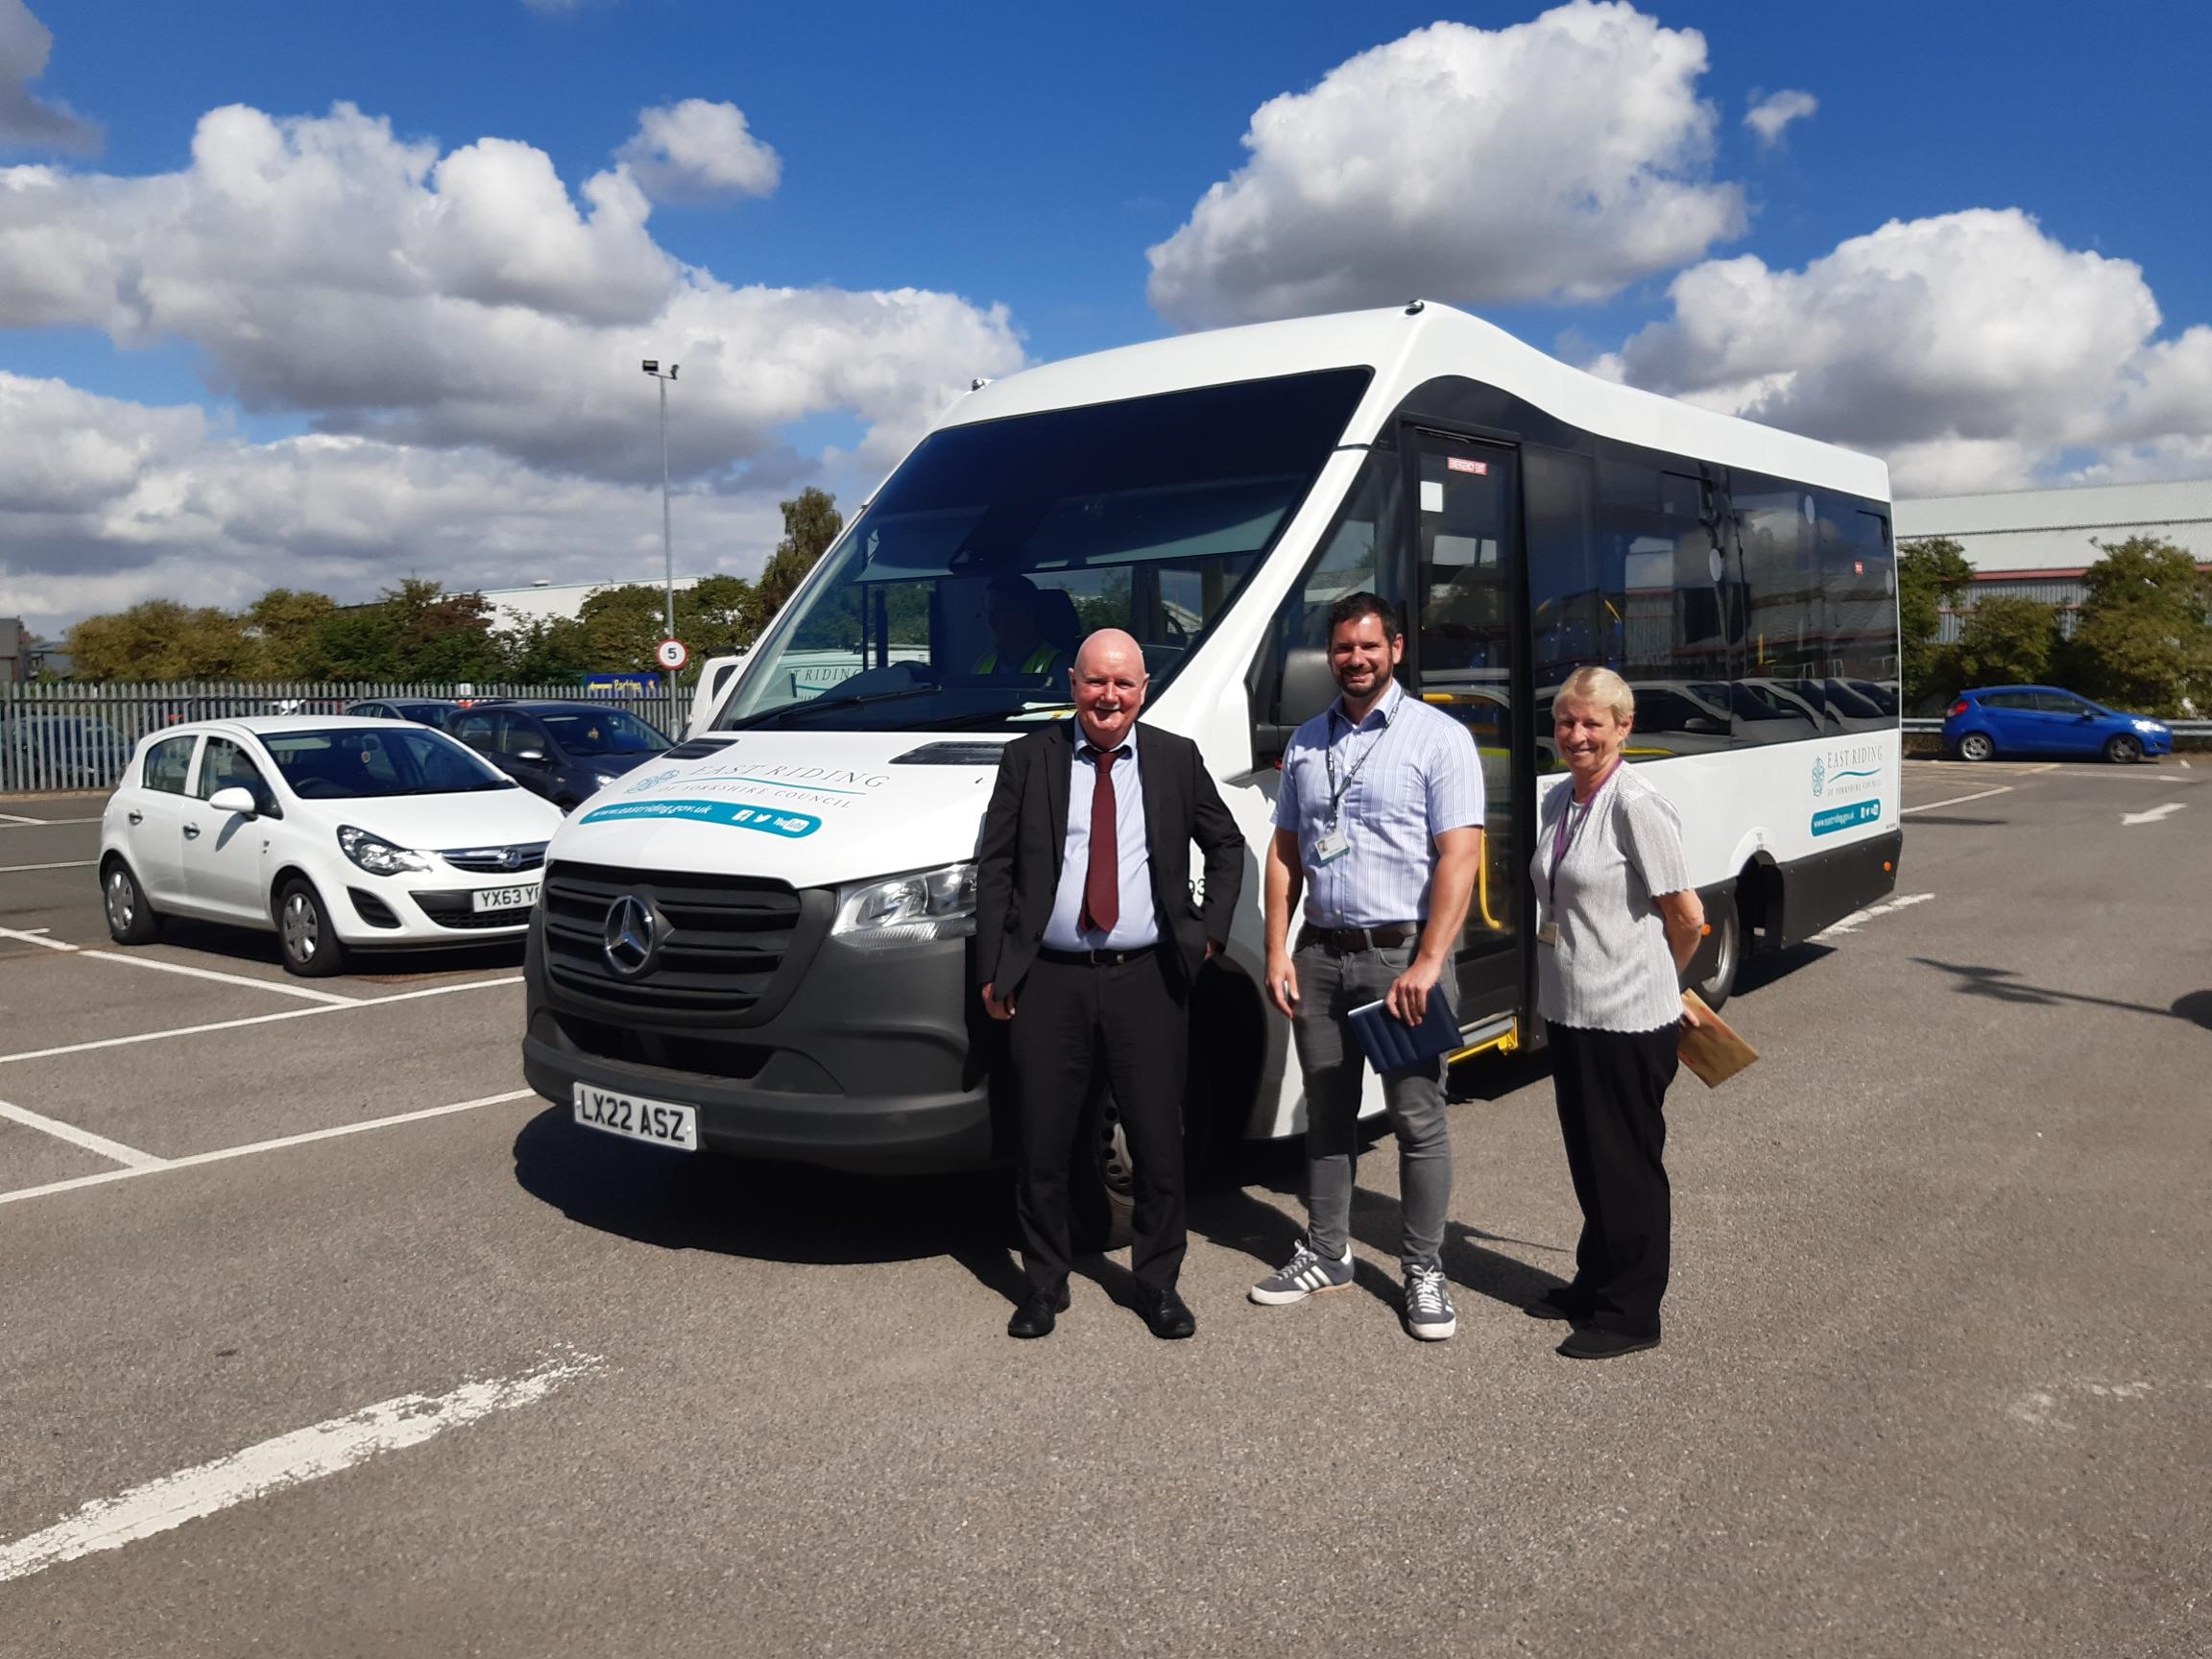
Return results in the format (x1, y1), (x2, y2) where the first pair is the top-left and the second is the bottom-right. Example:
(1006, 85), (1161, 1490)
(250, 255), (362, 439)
(524, 302), (1902, 1224)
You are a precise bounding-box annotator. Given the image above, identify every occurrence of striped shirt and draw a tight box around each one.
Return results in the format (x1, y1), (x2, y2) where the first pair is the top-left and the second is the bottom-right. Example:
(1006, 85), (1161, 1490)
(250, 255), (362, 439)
(1274, 679), (1484, 927)
(1531, 762), (1694, 1032)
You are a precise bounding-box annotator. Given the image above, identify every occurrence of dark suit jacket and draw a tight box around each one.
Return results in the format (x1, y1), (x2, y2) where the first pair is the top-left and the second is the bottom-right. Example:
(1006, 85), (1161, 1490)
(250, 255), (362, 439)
(974, 720), (1243, 998)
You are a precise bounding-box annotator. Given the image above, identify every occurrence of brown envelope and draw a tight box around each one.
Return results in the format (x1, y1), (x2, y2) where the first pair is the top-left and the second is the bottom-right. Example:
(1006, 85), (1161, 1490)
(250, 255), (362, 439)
(1678, 989), (1758, 1088)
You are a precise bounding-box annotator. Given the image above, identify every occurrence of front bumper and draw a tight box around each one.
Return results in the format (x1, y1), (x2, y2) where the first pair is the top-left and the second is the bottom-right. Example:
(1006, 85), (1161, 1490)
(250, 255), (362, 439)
(328, 875), (540, 946)
(521, 917), (1001, 1174)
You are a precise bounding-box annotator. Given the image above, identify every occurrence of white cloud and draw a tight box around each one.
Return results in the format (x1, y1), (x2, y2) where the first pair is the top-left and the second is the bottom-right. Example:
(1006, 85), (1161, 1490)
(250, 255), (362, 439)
(0, 372), (793, 635)
(1145, 2), (1745, 328)
(618, 99), (781, 204)
(1599, 207), (2212, 493)
(1743, 89), (1816, 148)
(0, 0), (98, 153)
(0, 102), (1022, 488)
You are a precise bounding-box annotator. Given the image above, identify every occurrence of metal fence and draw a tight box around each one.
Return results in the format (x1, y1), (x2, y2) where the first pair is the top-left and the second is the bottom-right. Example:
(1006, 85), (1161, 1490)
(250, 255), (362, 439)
(0, 680), (686, 795)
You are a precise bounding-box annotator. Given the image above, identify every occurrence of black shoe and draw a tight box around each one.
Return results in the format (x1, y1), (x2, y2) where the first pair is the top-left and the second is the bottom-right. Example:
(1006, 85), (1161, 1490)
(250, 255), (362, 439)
(1008, 1286), (1071, 1339)
(1524, 1286), (1593, 1322)
(1556, 1326), (1660, 1360)
(1136, 1286), (1196, 1340)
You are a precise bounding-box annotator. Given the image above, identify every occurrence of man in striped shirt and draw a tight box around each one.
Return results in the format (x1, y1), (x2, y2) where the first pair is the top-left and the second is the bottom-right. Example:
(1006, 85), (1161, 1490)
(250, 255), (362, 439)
(1251, 591), (1484, 1340)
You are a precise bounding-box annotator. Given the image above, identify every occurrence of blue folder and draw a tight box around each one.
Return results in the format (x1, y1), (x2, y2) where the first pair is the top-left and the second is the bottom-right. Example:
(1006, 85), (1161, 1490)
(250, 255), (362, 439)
(1346, 985), (1460, 1074)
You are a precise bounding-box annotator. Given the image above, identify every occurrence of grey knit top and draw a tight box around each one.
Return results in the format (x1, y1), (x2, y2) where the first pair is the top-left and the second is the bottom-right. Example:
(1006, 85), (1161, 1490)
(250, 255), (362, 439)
(1530, 763), (1694, 1034)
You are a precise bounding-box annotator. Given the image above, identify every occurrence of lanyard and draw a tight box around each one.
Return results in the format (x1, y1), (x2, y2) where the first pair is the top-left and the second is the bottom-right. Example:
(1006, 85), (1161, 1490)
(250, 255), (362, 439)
(1323, 706), (1386, 827)
(1547, 761), (1619, 902)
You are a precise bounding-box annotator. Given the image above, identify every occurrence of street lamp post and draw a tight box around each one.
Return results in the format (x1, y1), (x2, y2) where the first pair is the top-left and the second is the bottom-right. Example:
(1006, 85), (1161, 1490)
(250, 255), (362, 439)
(642, 359), (680, 724)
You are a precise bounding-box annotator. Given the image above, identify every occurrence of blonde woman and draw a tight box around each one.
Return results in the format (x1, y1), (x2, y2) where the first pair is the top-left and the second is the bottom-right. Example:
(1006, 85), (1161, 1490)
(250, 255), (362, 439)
(1528, 667), (1705, 1360)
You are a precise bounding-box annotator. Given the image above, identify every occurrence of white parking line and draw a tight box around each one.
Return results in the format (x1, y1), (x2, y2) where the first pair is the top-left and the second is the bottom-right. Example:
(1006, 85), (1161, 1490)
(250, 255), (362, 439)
(0, 974), (522, 1068)
(0, 859), (97, 873)
(0, 816), (103, 829)
(2122, 802), (2187, 827)
(0, 1098), (162, 1168)
(78, 951), (356, 1004)
(0, 1088), (536, 1210)
(0, 1349), (604, 1585)
(1814, 892), (1935, 940)
(0, 926), (77, 950)
(1902, 786), (2014, 815)
(0, 810), (46, 824)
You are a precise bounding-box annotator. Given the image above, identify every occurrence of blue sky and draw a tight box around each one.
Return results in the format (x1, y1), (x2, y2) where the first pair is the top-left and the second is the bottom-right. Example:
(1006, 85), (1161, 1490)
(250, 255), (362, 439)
(4, 0), (2210, 632)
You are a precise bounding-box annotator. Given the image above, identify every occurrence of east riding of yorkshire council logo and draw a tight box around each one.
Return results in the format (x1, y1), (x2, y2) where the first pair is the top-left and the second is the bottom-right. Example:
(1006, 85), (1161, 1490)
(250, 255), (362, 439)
(1811, 756), (1826, 798)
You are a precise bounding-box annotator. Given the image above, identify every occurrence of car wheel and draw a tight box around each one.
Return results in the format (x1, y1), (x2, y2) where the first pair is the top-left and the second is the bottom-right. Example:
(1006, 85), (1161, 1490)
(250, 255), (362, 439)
(1958, 732), (1995, 762)
(276, 878), (350, 977)
(1069, 1083), (1136, 1254)
(2104, 733), (2144, 764)
(1693, 898), (1742, 1011)
(102, 858), (163, 945)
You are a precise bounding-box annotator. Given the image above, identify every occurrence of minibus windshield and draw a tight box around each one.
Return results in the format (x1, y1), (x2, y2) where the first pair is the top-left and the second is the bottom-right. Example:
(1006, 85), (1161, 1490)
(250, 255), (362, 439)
(718, 368), (1371, 733)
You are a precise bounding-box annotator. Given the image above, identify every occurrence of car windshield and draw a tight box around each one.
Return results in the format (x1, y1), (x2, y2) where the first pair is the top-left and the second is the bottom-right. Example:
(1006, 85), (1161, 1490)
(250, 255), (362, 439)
(537, 709), (670, 757)
(716, 368), (1373, 733)
(261, 727), (515, 799)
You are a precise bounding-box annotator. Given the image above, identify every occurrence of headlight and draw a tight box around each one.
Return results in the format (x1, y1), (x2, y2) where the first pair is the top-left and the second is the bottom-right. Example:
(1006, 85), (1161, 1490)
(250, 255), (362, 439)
(831, 862), (977, 948)
(337, 825), (433, 877)
(2133, 719), (2167, 733)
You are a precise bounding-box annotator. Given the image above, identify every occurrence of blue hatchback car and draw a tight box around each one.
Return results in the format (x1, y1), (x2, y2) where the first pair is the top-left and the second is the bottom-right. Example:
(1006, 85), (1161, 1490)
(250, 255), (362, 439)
(1943, 685), (2174, 763)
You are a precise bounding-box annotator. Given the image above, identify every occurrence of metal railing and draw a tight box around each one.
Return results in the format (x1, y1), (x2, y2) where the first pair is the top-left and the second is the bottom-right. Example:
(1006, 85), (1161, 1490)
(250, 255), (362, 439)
(0, 680), (687, 795)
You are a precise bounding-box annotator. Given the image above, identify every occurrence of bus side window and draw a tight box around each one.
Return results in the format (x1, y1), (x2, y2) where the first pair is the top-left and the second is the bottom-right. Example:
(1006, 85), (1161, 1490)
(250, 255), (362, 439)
(1248, 449), (1403, 769)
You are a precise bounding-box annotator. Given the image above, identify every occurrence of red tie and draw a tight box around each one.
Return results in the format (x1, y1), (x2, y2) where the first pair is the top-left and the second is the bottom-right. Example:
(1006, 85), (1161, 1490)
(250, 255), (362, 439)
(1079, 746), (1123, 935)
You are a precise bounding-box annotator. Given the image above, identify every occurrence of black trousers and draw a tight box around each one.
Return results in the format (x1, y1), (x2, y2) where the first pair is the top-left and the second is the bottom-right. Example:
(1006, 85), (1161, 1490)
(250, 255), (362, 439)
(1007, 950), (1190, 1295)
(1547, 1021), (1680, 1338)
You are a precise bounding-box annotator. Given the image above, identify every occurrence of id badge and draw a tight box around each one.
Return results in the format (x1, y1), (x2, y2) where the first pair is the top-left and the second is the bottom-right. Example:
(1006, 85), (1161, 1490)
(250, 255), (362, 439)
(1536, 922), (1560, 948)
(1314, 825), (1351, 865)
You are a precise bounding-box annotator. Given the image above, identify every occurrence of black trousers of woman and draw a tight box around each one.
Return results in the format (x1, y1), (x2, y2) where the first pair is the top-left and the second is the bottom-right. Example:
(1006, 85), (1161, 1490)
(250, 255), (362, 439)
(1547, 1022), (1680, 1339)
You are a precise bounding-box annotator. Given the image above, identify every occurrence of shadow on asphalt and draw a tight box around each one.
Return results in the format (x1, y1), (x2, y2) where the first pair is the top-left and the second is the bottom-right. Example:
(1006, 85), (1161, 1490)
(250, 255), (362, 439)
(1915, 958), (2212, 1031)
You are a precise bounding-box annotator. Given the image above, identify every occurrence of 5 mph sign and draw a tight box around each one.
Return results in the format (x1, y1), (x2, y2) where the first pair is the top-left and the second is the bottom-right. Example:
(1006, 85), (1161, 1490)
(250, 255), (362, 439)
(656, 638), (688, 672)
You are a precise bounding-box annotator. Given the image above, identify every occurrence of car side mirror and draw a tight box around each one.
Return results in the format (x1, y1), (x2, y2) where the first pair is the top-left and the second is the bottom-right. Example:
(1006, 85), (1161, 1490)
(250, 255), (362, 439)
(207, 785), (258, 817)
(515, 749), (547, 763)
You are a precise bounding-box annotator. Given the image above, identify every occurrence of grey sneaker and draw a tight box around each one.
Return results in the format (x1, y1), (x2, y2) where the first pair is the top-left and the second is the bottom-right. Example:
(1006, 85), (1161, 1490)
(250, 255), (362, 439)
(1404, 1265), (1457, 1340)
(1249, 1239), (1355, 1305)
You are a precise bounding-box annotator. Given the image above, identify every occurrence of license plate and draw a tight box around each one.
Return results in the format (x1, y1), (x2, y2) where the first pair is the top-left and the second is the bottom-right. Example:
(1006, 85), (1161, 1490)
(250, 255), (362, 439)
(471, 882), (541, 913)
(572, 1083), (698, 1151)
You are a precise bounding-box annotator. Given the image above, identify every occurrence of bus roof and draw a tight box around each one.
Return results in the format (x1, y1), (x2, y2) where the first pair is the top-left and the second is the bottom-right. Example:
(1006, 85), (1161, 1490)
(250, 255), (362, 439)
(946, 302), (1890, 503)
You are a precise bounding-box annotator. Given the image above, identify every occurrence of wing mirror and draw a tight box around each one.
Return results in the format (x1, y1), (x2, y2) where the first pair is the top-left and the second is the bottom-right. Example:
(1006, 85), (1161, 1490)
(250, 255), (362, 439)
(207, 786), (258, 817)
(515, 749), (547, 762)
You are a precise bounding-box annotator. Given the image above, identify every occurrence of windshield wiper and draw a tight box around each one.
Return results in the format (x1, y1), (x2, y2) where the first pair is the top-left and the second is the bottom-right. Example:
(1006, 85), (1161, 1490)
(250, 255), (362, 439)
(725, 684), (943, 730)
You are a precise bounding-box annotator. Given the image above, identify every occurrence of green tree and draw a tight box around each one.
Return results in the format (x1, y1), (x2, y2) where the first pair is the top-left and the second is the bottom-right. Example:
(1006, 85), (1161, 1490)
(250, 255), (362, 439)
(2059, 535), (2212, 716)
(1953, 595), (2063, 690)
(574, 584), (671, 673)
(242, 589), (338, 678)
(756, 486), (843, 622)
(1896, 537), (1975, 709)
(301, 578), (504, 683)
(502, 614), (594, 683)
(678, 573), (760, 658)
(65, 600), (253, 681)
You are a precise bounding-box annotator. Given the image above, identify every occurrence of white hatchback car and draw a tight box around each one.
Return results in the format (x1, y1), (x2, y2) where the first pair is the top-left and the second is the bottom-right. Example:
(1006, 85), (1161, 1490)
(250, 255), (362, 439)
(99, 717), (565, 976)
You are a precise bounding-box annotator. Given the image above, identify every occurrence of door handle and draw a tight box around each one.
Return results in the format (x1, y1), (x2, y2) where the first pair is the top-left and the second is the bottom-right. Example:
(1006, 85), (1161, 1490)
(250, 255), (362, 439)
(128, 810), (144, 825)
(182, 824), (201, 840)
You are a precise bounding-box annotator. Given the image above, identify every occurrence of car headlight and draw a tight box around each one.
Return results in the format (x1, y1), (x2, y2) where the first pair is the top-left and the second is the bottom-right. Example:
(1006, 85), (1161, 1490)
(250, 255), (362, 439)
(2133, 719), (2167, 733)
(591, 772), (622, 790)
(337, 825), (433, 877)
(831, 862), (977, 947)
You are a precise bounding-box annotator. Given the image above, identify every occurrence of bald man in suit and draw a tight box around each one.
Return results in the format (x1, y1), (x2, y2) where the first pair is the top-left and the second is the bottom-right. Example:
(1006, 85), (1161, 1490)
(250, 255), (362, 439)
(975, 628), (1243, 1339)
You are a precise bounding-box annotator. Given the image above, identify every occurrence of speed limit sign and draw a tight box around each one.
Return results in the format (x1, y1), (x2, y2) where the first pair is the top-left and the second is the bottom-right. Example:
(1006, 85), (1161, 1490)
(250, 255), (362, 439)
(656, 637), (688, 671)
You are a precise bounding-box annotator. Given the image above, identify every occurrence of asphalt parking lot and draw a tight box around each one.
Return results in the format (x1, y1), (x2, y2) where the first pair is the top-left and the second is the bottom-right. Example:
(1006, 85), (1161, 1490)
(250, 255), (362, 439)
(3, 760), (2208, 1658)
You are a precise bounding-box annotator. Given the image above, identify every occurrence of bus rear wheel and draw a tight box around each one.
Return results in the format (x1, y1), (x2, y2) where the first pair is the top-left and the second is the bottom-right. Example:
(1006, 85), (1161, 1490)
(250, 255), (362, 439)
(1693, 899), (1742, 1011)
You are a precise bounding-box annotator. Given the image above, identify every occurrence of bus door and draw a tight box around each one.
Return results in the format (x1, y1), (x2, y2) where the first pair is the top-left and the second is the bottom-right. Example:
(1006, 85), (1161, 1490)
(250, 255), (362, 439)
(1401, 427), (1526, 1035)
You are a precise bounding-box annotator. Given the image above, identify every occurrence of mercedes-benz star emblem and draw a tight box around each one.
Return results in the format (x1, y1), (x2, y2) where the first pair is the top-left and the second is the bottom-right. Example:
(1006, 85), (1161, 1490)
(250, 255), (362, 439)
(601, 894), (660, 978)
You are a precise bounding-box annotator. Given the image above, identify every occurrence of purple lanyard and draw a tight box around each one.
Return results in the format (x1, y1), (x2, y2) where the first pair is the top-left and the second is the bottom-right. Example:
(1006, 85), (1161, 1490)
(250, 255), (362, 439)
(1547, 762), (1618, 902)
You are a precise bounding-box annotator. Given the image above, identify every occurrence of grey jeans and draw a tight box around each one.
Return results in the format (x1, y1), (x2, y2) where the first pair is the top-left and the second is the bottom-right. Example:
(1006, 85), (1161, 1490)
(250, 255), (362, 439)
(1290, 941), (1455, 1272)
